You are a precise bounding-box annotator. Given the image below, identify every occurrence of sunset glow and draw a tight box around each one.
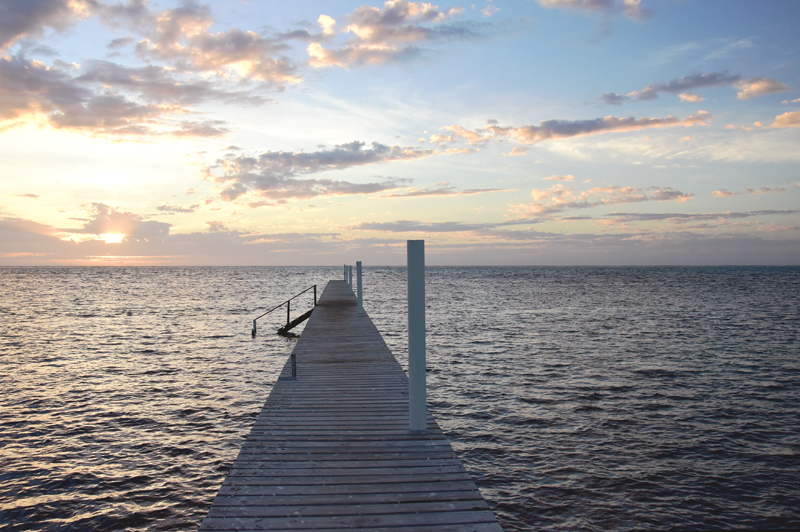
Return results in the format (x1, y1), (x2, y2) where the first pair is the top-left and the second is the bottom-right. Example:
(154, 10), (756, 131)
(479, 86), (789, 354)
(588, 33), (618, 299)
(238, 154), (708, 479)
(101, 234), (125, 244)
(1, 0), (798, 265)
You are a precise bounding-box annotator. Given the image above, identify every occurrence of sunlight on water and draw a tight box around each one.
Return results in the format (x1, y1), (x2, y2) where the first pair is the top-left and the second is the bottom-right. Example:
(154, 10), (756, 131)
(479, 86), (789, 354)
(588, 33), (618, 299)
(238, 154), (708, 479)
(1, 266), (799, 531)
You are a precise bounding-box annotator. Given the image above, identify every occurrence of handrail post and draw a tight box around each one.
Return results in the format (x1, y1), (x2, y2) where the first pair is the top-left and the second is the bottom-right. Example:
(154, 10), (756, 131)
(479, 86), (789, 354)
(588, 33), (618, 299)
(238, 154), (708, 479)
(287, 299), (290, 325)
(407, 240), (426, 432)
(357, 261), (363, 313)
(291, 352), (296, 378)
(252, 319), (257, 337)
(313, 285), (317, 306)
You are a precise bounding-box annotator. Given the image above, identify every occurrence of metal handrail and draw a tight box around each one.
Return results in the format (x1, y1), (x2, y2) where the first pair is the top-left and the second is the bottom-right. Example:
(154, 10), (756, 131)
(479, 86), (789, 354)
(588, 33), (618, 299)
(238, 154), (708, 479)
(251, 285), (316, 337)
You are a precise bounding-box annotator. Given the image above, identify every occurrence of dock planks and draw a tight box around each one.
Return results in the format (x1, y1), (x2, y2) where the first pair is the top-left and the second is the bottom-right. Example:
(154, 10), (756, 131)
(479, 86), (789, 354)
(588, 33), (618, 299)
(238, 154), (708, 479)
(200, 280), (502, 531)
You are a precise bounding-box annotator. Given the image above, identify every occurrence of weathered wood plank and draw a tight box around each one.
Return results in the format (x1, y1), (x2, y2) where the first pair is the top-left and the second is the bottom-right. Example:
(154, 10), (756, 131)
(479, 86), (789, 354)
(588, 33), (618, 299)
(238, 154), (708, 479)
(201, 510), (502, 530)
(211, 491), (486, 507)
(199, 280), (502, 531)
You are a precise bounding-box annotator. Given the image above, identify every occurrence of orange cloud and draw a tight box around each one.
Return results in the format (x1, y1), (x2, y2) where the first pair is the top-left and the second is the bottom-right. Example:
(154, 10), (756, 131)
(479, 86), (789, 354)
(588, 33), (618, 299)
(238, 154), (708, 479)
(768, 111), (800, 128)
(678, 93), (704, 102)
(308, 0), (473, 68)
(736, 78), (791, 100)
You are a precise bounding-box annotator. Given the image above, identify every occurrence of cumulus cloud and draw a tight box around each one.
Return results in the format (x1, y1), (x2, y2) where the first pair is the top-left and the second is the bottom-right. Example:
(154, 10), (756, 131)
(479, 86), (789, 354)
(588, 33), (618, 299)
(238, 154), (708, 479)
(535, 0), (651, 21)
(600, 71), (789, 105)
(767, 111), (800, 128)
(308, 0), (477, 68)
(0, 0), (90, 50)
(133, 2), (301, 85)
(712, 189), (738, 198)
(0, 54), (247, 137)
(514, 184), (693, 215)
(735, 78), (791, 100)
(206, 141), (435, 201)
(543, 174), (575, 181)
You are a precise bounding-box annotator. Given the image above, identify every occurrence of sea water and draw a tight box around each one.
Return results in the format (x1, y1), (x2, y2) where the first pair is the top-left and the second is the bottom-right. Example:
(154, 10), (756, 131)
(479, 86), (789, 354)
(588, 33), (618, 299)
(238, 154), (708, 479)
(1, 266), (798, 531)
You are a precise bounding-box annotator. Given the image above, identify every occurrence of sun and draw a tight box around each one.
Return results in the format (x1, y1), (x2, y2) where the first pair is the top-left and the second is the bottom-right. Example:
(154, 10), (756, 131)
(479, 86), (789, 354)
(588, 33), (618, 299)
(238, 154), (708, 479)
(101, 234), (125, 244)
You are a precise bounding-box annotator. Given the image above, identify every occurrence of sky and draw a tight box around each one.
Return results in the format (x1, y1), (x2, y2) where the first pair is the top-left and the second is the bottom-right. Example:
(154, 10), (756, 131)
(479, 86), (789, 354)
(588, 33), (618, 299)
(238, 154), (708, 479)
(1, 0), (799, 266)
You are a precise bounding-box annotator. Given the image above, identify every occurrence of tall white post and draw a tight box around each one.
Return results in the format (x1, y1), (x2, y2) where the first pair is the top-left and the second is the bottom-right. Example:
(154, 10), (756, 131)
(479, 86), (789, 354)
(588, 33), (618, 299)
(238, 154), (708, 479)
(356, 261), (363, 313)
(407, 240), (426, 432)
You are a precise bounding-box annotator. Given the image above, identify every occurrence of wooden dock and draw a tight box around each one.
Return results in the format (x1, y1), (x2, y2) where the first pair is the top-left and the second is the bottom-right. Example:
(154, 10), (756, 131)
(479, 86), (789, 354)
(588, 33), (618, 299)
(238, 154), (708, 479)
(200, 280), (502, 531)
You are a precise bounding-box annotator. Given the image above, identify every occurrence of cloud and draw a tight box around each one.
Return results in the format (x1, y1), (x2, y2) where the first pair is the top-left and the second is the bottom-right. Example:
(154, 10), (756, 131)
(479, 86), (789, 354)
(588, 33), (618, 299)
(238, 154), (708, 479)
(380, 186), (509, 197)
(678, 93), (703, 102)
(767, 111), (800, 129)
(783, 98), (800, 104)
(431, 125), (489, 145)
(543, 174), (575, 181)
(133, 1), (301, 85)
(206, 220), (227, 232)
(735, 78), (791, 100)
(712, 189), (738, 197)
(308, 0), (478, 68)
(349, 220), (495, 232)
(599, 209), (797, 224)
(747, 187), (785, 195)
(0, 54), (244, 137)
(156, 203), (200, 214)
(530, 183), (572, 201)
(0, 0), (90, 50)
(66, 203), (171, 240)
(601, 71), (737, 104)
(107, 36), (135, 49)
(505, 146), (530, 157)
(535, 0), (651, 21)
(207, 141), (434, 201)
(479, 111), (710, 144)
(600, 71), (790, 105)
(481, 2), (500, 17)
(515, 184), (693, 215)
(15, 193), (41, 199)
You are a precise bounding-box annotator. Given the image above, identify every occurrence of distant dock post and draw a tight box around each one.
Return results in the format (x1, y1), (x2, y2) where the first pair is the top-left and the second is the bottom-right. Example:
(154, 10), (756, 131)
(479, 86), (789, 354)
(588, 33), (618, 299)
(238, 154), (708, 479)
(348, 265), (353, 290)
(356, 261), (363, 312)
(343, 264), (347, 281)
(407, 240), (426, 432)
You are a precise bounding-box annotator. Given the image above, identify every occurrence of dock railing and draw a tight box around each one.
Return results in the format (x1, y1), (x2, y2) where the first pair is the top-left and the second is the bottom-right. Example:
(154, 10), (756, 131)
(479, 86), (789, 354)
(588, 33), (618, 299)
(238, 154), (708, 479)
(251, 285), (317, 339)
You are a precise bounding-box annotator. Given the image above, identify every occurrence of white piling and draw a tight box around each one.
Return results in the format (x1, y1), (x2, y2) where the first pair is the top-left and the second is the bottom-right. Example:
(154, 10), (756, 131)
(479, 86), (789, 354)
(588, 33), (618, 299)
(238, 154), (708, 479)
(407, 240), (426, 432)
(356, 261), (363, 313)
